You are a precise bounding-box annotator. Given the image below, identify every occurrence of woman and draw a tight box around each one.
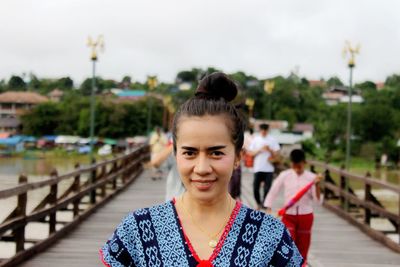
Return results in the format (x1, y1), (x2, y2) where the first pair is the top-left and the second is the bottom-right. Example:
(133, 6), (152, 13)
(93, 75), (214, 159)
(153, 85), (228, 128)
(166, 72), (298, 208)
(100, 72), (303, 266)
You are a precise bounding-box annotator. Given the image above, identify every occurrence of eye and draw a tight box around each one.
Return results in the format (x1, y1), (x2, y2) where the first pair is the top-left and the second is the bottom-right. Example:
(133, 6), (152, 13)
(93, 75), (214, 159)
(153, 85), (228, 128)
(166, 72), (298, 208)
(182, 151), (196, 157)
(210, 151), (225, 157)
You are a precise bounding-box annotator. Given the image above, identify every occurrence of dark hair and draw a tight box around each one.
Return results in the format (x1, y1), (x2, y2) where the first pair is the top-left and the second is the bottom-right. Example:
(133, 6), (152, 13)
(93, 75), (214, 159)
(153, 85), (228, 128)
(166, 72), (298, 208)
(259, 123), (269, 130)
(172, 72), (245, 156)
(290, 149), (306, 163)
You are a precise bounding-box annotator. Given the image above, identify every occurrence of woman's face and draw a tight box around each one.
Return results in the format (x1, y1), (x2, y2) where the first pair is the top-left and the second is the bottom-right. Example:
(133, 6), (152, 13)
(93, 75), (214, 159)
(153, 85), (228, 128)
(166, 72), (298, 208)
(175, 115), (239, 203)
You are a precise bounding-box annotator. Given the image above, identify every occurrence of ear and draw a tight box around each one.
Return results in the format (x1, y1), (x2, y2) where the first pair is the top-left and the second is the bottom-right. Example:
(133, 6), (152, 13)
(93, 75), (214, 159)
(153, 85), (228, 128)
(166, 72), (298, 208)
(234, 154), (241, 168)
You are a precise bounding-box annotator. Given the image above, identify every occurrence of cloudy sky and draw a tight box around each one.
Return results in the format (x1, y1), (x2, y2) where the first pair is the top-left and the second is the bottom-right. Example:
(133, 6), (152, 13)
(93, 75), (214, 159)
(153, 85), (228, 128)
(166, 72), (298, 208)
(1, 0), (399, 85)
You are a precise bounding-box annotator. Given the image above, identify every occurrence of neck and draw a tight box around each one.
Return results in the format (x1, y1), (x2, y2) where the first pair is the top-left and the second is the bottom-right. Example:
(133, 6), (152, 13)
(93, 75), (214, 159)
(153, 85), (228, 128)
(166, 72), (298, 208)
(182, 192), (233, 217)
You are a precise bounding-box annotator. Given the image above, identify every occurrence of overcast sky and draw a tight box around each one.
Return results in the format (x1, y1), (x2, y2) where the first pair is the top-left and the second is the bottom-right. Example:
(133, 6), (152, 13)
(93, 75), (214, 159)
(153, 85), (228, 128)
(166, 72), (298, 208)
(1, 0), (399, 85)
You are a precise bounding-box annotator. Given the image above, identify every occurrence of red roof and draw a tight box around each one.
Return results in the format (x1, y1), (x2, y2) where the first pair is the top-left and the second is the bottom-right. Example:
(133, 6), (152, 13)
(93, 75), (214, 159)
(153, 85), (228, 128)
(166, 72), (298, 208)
(308, 80), (326, 87)
(0, 91), (49, 104)
(0, 132), (12, 138)
(293, 123), (314, 132)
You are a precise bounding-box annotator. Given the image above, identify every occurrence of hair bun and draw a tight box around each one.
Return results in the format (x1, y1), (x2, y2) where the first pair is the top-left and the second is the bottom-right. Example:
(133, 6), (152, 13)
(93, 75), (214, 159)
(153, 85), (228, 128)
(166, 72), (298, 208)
(195, 72), (238, 102)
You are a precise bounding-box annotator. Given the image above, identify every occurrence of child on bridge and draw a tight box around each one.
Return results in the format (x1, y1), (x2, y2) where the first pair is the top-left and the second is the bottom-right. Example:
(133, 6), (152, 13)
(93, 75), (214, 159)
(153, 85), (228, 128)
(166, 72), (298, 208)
(264, 149), (321, 266)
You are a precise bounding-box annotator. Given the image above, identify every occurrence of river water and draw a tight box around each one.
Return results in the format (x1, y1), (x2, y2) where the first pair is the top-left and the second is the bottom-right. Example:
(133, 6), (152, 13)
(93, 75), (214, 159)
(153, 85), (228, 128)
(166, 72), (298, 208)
(0, 156), (94, 258)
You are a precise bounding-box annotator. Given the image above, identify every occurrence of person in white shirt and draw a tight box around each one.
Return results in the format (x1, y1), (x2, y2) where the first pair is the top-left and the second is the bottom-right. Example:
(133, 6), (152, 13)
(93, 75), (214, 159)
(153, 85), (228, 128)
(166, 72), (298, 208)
(264, 149), (321, 266)
(248, 123), (280, 210)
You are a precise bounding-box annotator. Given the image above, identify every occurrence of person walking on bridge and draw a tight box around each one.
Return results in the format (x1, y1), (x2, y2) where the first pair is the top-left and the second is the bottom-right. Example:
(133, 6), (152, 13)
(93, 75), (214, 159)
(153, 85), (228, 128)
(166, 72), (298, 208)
(101, 72), (302, 266)
(248, 123), (280, 210)
(264, 149), (321, 266)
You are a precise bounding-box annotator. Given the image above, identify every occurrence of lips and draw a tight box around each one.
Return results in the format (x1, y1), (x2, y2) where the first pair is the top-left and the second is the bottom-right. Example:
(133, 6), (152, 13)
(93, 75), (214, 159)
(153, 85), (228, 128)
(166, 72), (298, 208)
(190, 178), (217, 190)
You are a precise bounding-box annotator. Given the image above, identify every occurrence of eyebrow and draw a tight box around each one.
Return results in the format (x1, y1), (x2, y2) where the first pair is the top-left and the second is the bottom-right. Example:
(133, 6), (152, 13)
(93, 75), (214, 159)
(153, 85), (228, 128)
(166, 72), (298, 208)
(180, 146), (226, 151)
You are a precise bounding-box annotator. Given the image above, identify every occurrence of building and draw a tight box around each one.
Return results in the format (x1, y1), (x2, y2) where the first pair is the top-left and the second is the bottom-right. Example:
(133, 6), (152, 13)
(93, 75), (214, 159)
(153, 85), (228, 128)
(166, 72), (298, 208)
(48, 88), (64, 102)
(0, 91), (49, 133)
(293, 123), (314, 138)
(322, 86), (363, 106)
(308, 80), (326, 88)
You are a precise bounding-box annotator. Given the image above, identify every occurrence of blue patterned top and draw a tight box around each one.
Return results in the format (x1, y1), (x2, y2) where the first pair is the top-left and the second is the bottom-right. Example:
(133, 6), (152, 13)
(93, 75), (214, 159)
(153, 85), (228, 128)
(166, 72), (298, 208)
(100, 201), (303, 267)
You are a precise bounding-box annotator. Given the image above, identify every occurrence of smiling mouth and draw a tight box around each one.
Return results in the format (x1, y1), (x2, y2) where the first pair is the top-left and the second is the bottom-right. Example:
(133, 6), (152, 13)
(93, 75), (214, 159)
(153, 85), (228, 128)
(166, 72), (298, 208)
(190, 179), (217, 183)
(190, 179), (217, 190)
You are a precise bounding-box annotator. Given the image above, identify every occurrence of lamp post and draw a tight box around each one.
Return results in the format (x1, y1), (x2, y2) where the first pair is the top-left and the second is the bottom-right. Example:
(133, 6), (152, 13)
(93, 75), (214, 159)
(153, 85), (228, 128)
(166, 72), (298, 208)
(87, 35), (104, 204)
(264, 80), (275, 120)
(146, 76), (158, 135)
(342, 41), (360, 211)
(245, 98), (255, 119)
(87, 35), (104, 162)
(342, 41), (360, 171)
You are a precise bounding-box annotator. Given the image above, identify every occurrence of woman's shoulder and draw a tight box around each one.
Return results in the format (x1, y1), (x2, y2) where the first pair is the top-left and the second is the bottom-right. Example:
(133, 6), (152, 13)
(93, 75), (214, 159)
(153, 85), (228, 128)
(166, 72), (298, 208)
(118, 201), (175, 227)
(236, 204), (303, 266)
(240, 204), (287, 231)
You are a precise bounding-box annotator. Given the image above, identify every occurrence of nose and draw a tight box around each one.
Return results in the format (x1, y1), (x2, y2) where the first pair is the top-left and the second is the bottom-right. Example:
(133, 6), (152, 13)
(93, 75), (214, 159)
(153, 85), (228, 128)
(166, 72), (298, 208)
(193, 154), (212, 175)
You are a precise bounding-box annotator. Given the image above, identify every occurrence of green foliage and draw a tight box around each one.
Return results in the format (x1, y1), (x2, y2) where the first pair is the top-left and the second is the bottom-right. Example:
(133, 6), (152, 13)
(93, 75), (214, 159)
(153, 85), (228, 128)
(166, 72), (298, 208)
(356, 81), (376, 93)
(385, 73), (400, 88)
(79, 77), (106, 95)
(0, 79), (6, 93)
(8, 75), (26, 90)
(21, 102), (61, 136)
(326, 76), (343, 87)
(10, 71), (400, 166)
(301, 139), (318, 157)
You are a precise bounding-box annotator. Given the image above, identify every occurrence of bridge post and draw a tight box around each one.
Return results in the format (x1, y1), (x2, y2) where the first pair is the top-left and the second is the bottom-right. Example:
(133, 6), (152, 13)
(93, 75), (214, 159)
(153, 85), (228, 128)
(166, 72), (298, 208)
(14, 174), (27, 252)
(364, 172), (372, 226)
(90, 159), (97, 204)
(112, 161), (118, 190)
(73, 163), (81, 218)
(49, 170), (58, 234)
(340, 165), (347, 211)
(398, 189), (400, 244)
(101, 165), (107, 198)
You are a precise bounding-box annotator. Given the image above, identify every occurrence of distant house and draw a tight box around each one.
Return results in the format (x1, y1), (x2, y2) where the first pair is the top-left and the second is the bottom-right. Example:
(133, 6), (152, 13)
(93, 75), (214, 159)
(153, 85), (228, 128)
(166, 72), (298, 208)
(293, 123), (314, 138)
(108, 89), (146, 100)
(308, 80), (326, 88)
(322, 86), (363, 106)
(0, 136), (25, 155)
(252, 120), (288, 132)
(0, 91), (49, 133)
(48, 88), (64, 102)
(375, 82), (385, 91)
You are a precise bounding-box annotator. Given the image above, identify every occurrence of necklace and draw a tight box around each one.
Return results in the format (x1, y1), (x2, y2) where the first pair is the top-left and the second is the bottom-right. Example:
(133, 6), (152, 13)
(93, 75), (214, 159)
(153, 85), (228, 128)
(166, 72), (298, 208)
(180, 194), (232, 248)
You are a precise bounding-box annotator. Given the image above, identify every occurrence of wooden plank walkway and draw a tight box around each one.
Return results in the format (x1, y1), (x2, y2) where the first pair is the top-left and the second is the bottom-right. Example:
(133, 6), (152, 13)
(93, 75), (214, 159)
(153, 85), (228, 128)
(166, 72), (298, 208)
(19, 169), (400, 266)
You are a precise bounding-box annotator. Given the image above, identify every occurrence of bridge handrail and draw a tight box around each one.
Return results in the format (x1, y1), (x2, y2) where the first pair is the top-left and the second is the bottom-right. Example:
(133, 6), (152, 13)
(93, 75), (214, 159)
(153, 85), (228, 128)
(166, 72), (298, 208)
(0, 152), (144, 236)
(0, 145), (144, 200)
(0, 143), (150, 267)
(309, 159), (400, 253)
(309, 160), (400, 193)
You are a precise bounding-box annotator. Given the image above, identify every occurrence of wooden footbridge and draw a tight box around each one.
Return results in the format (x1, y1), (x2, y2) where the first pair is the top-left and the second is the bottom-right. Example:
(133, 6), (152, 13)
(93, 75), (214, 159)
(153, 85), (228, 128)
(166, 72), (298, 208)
(0, 144), (399, 267)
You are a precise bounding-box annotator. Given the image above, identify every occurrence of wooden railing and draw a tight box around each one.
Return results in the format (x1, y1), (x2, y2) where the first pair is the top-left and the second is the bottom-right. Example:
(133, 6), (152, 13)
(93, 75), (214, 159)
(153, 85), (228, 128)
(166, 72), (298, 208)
(309, 160), (400, 253)
(0, 144), (150, 267)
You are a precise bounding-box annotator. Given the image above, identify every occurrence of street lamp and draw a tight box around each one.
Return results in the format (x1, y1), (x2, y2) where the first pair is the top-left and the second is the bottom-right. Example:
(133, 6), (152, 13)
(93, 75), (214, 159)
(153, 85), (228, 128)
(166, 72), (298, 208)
(342, 41), (360, 211)
(87, 35), (104, 162)
(146, 76), (158, 135)
(245, 98), (255, 119)
(342, 41), (360, 171)
(264, 80), (275, 120)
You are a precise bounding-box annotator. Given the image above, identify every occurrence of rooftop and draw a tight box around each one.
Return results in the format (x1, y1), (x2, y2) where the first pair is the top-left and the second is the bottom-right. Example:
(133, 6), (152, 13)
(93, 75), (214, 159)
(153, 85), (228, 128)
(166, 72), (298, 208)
(0, 91), (49, 104)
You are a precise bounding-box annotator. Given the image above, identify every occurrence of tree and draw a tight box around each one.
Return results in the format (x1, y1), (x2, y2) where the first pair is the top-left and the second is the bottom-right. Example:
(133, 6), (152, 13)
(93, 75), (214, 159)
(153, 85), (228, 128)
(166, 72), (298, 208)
(121, 76), (132, 88)
(385, 74), (400, 88)
(8, 75), (26, 90)
(21, 102), (61, 136)
(0, 79), (6, 93)
(357, 103), (395, 142)
(79, 77), (105, 96)
(29, 74), (41, 90)
(326, 76), (343, 87)
(57, 77), (74, 89)
(356, 81), (376, 95)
